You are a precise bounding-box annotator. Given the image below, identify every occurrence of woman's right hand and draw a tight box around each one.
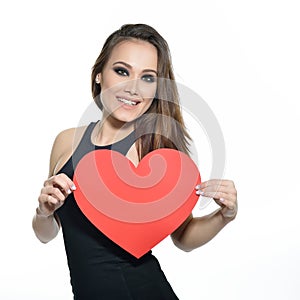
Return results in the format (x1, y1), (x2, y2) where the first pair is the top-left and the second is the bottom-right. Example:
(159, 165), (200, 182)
(37, 173), (76, 217)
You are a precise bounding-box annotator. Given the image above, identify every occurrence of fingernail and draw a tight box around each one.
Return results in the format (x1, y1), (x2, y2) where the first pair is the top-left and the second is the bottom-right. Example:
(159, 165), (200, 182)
(67, 189), (72, 194)
(220, 198), (225, 202)
(196, 190), (204, 195)
(195, 184), (201, 189)
(71, 184), (76, 191)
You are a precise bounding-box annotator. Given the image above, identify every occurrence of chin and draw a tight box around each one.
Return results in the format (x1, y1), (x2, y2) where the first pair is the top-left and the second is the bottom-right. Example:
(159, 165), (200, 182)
(111, 113), (140, 125)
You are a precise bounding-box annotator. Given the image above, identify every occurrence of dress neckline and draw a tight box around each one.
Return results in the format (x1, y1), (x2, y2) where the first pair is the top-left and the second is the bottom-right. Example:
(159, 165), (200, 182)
(89, 121), (136, 149)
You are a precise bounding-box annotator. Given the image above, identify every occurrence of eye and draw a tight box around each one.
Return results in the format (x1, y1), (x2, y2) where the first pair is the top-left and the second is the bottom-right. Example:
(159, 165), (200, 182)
(141, 74), (156, 83)
(113, 67), (129, 77)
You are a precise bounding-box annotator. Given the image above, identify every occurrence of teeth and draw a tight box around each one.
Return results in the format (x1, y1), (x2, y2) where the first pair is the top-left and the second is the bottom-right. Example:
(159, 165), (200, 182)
(117, 97), (137, 106)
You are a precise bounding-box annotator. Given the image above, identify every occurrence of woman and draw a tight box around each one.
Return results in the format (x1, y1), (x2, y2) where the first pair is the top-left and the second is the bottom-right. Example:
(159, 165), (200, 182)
(32, 24), (237, 299)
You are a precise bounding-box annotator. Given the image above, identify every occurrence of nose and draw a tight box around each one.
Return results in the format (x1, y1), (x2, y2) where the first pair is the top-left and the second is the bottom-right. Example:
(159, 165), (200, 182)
(124, 79), (139, 96)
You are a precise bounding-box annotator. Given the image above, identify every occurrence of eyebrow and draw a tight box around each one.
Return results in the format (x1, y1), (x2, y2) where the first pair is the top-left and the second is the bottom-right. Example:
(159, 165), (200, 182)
(113, 61), (158, 75)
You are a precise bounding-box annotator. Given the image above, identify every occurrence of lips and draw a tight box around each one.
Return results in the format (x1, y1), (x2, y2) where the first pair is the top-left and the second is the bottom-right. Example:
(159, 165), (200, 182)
(116, 97), (141, 106)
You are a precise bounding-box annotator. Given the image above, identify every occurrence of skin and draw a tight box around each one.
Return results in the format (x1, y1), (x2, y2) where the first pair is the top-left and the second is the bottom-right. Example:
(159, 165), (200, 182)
(32, 40), (238, 250)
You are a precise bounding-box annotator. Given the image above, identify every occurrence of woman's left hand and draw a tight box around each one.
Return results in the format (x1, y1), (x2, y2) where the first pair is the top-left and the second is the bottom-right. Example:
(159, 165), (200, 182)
(195, 179), (238, 221)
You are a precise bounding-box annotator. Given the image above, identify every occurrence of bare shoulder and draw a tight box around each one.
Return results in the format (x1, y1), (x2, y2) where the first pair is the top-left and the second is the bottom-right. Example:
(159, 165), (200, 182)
(49, 125), (88, 176)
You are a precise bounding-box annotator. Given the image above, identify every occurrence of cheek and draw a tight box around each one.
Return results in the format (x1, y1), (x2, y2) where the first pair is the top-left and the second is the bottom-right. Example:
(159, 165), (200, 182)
(100, 87), (119, 112)
(141, 99), (155, 114)
(140, 83), (157, 100)
(101, 76), (119, 91)
(100, 78), (123, 104)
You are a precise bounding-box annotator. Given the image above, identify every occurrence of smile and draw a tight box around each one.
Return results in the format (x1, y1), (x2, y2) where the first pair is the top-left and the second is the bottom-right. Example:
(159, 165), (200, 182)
(117, 97), (140, 106)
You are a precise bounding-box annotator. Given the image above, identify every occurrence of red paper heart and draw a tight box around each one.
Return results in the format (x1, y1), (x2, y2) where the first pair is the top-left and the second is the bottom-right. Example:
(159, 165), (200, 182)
(73, 148), (201, 258)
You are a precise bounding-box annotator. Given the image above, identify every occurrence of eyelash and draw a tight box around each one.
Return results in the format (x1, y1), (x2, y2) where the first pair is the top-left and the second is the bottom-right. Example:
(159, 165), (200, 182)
(114, 67), (129, 77)
(113, 67), (156, 83)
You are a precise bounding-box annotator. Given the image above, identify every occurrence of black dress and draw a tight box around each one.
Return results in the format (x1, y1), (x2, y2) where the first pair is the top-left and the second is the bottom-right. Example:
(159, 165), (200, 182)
(55, 122), (179, 300)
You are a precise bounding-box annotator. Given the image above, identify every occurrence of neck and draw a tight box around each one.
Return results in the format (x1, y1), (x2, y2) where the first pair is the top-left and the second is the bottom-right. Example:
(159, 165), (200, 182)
(94, 114), (134, 146)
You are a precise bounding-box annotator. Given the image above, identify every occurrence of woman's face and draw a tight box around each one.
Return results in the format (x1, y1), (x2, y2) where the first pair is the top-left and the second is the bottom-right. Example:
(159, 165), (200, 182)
(97, 40), (158, 124)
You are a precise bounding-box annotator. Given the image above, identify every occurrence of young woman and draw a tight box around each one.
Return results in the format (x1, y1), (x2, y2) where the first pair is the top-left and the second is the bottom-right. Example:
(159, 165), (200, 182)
(32, 24), (237, 299)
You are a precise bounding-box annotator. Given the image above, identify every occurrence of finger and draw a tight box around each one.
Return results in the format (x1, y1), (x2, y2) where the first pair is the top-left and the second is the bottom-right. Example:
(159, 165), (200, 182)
(40, 194), (59, 206)
(212, 197), (237, 218)
(196, 182), (237, 201)
(197, 190), (235, 201)
(197, 179), (234, 190)
(45, 173), (74, 188)
(197, 185), (236, 195)
(42, 186), (67, 202)
(222, 206), (237, 219)
(221, 200), (238, 219)
(214, 198), (226, 207)
(219, 198), (236, 210)
(44, 173), (76, 194)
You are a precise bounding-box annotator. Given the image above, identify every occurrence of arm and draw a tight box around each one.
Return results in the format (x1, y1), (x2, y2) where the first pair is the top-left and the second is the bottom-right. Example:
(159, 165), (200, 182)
(32, 128), (77, 243)
(32, 208), (61, 243)
(171, 179), (237, 252)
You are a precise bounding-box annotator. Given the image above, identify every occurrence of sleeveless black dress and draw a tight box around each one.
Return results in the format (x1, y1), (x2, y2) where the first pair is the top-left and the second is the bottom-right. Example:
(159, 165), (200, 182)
(55, 122), (179, 300)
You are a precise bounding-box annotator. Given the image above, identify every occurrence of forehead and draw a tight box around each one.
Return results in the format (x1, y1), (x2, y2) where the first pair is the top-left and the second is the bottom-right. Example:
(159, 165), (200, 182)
(108, 39), (158, 70)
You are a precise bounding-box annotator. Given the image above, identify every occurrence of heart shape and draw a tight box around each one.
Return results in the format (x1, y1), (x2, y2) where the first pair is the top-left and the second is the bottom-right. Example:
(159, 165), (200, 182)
(73, 148), (201, 258)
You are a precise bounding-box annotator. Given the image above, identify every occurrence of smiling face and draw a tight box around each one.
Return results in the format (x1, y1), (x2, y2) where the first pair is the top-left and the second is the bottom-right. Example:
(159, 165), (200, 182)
(96, 39), (158, 125)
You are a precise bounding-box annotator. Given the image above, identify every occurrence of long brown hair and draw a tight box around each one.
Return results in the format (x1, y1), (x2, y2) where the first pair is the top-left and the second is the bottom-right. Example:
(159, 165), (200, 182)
(91, 24), (191, 159)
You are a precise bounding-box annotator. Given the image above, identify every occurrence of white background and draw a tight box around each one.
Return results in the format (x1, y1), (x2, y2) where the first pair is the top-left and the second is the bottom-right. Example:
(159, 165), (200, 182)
(0, 0), (299, 299)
